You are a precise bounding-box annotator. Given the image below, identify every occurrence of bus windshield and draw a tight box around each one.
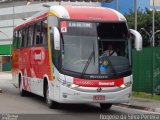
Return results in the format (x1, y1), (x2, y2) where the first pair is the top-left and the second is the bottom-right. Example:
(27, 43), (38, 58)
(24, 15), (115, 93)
(59, 20), (130, 78)
(61, 21), (99, 75)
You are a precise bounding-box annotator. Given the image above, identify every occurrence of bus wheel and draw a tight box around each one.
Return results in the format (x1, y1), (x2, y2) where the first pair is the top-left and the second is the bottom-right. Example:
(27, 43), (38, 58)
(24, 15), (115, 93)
(100, 103), (112, 110)
(19, 76), (26, 96)
(45, 83), (59, 109)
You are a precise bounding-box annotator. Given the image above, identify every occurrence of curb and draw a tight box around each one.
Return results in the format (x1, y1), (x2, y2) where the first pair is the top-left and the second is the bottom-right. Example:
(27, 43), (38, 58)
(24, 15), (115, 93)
(154, 108), (160, 113)
(116, 103), (148, 110)
(115, 103), (157, 113)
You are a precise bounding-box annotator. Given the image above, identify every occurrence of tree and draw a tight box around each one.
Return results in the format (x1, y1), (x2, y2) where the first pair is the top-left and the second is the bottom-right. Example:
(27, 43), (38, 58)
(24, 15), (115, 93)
(125, 8), (160, 47)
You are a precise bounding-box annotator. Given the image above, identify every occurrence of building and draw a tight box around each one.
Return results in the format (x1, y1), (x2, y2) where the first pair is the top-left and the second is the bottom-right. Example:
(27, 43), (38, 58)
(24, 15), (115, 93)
(0, 0), (100, 71)
(0, 0), (100, 53)
(101, 0), (159, 14)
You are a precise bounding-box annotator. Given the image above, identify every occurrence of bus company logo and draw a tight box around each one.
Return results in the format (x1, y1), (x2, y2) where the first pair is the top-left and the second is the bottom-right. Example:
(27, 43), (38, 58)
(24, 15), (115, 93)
(32, 49), (45, 65)
(34, 52), (45, 60)
(99, 82), (114, 86)
(97, 87), (102, 92)
(34, 53), (44, 60)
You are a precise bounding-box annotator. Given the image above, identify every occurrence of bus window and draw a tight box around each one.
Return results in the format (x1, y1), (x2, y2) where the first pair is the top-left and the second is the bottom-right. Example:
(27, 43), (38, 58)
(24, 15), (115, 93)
(17, 30), (21, 48)
(19, 30), (22, 48)
(13, 31), (18, 49)
(20, 28), (28, 48)
(28, 25), (34, 47)
(35, 22), (42, 45)
(32, 24), (36, 46)
(26, 27), (29, 47)
(48, 16), (58, 27)
(97, 22), (130, 75)
(52, 49), (60, 69)
(48, 16), (59, 69)
(51, 39), (60, 69)
(97, 22), (128, 56)
(21, 29), (26, 47)
(41, 19), (48, 45)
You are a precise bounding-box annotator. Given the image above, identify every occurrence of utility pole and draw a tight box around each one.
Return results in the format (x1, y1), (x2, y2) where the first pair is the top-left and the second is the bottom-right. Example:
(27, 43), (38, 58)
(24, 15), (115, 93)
(152, 0), (155, 97)
(134, 0), (138, 30)
(116, 0), (118, 11)
(13, 0), (14, 30)
(152, 0), (155, 47)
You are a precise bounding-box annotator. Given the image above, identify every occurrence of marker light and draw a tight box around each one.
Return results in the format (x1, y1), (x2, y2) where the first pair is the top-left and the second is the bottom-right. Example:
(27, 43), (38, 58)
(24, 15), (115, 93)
(58, 79), (79, 88)
(70, 84), (79, 88)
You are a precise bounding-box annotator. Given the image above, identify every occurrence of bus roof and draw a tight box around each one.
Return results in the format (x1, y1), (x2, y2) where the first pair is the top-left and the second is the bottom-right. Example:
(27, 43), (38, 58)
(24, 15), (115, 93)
(51, 6), (126, 21)
(15, 5), (126, 30)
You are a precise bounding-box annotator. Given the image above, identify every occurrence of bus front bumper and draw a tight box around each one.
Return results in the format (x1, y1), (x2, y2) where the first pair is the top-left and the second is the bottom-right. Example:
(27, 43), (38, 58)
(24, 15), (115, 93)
(58, 85), (132, 104)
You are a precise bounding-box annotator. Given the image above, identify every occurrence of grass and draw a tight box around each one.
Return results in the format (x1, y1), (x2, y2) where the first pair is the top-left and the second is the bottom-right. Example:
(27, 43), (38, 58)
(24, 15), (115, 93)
(132, 91), (160, 101)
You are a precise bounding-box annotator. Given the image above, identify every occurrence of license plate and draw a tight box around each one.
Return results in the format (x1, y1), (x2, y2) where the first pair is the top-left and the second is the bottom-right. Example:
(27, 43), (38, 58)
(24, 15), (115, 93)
(93, 95), (105, 100)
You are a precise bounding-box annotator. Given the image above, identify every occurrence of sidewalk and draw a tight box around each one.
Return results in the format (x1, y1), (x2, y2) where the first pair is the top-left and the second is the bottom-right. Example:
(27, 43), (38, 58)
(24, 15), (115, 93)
(118, 97), (160, 113)
(0, 72), (12, 93)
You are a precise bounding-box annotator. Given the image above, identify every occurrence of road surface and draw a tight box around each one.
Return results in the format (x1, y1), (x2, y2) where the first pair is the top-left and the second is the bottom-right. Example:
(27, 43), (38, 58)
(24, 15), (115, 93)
(0, 73), (159, 120)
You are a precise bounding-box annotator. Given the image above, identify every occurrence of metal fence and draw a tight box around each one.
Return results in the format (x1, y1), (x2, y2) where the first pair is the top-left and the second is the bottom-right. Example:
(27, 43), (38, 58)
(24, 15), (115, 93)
(132, 47), (160, 94)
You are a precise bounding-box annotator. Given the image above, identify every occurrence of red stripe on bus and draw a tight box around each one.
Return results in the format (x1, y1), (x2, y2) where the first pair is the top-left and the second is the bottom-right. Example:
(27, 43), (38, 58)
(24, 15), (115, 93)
(73, 78), (124, 87)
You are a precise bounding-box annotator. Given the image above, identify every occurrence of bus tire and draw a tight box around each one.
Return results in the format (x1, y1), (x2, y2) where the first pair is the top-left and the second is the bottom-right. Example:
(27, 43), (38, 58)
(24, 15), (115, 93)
(100, 103), (112, 110)
(45, 83), (59, 109)
(19, 75), (27, 96)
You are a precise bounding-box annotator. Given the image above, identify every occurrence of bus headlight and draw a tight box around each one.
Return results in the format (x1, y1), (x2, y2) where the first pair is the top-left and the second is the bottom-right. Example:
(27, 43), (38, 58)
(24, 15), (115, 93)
(120, 84), (126, 89)
(119, 81), (132, 89)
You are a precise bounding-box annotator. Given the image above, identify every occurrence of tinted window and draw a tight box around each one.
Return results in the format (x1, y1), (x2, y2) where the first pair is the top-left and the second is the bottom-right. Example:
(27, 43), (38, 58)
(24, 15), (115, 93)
(28, 25), (34, 47)
(41, 19), (48, 45)
(13, 31), (18, 49)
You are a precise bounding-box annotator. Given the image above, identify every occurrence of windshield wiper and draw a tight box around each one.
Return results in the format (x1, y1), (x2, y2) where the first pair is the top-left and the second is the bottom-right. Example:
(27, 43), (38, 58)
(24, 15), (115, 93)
(81, 42), (95, 79)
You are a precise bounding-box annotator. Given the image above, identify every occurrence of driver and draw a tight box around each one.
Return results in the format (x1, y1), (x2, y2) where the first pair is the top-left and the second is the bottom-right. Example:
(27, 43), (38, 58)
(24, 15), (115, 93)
(102, 44), (117, 56)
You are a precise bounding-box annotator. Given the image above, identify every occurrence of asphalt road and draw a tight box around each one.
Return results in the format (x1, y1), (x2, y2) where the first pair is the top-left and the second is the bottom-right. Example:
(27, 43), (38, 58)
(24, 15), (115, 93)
(0, 73), (159, 120)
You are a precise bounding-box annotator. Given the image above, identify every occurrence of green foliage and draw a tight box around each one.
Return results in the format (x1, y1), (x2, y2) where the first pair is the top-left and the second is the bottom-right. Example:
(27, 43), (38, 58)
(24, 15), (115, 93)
(132, 91), (160, 100)
(125, 8), (160, 47)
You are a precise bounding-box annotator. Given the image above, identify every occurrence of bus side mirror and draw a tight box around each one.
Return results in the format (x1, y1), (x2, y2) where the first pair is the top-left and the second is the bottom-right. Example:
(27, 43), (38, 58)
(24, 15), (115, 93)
(53, 27), (60, 50)
(129, 29), (142, 51)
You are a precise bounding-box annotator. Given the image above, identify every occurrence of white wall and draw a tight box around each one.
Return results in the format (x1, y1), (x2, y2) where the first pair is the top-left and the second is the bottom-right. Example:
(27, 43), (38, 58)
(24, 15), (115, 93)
(0, 1), (100, 45)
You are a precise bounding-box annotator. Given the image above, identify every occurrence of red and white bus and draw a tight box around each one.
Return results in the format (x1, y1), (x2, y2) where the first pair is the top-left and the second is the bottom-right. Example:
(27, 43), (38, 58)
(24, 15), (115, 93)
(12, 5), (142, 109)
